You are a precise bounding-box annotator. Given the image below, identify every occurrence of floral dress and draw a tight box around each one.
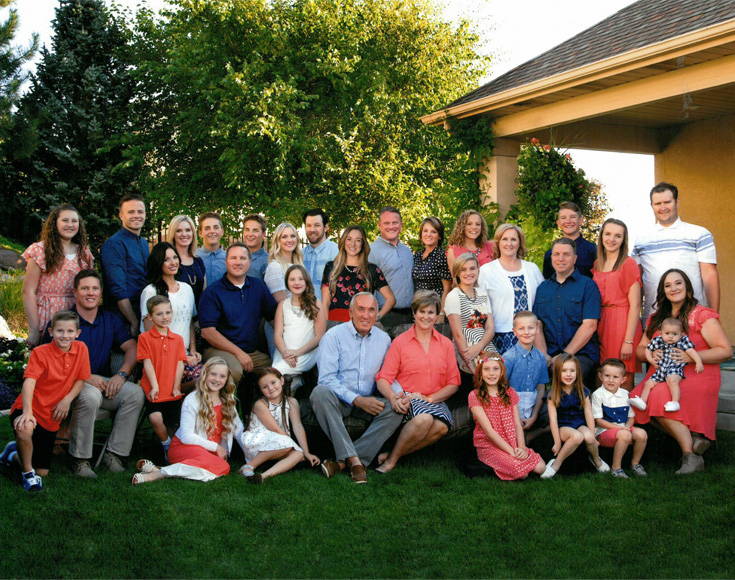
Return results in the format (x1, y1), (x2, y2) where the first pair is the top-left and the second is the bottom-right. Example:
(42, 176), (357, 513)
(321, 261), (388, 322)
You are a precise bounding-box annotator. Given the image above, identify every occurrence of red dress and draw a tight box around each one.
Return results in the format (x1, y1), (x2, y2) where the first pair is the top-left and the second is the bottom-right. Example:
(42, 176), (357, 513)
(468, 388), (541, 480)
(448, 242), (495, 267)
(168, 405), (230, 476)
(630, 306), (721, 440)
(592, 257), (643, 373)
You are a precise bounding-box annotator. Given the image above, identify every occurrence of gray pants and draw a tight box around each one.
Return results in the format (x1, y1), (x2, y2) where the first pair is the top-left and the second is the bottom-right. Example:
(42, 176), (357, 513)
(310, 385), (403, 466)
(69, 381), (145, 459)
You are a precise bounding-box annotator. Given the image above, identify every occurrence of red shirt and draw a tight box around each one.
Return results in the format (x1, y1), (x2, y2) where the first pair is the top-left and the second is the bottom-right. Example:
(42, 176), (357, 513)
(13, 341), (91, 431)
(376, 326), (460, 396)
(137, 327), (187, 401)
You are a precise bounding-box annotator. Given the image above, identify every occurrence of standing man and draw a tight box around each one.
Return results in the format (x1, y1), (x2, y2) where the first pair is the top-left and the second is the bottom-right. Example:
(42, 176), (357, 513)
(302, 208), (338, 300)
(196, 212), (227, 286)
(242, 214), (268, 280)
(198, 243), (277, 383)
(310, 292), (403, 484)
(533, 238), (602, 386)
(100, 193), (149, 336)
(368, 206), (414, 329)
(633, 182), (719, 320)
(542, 202), (597, 279)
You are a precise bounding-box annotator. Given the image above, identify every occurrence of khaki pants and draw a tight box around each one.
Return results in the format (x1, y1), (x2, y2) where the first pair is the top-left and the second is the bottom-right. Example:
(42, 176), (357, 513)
(203, 348), (272, 384)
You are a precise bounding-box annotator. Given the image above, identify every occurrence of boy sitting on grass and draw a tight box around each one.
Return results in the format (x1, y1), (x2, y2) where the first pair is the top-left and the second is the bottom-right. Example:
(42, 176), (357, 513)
(2, 310), (90, 491)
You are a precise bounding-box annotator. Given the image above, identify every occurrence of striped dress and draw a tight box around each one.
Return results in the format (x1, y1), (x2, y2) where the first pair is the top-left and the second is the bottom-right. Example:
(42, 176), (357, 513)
(444, 286), (497, 373)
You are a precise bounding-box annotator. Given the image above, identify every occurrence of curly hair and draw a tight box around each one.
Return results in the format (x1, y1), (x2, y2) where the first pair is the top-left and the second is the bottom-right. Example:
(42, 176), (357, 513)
(196, 358), (238, 438)
(268, 222), (303, 267)
(285, 264), (319, 321)
(447, 210), (489, 248)
(473, 353), (511, 406)
(40, 204), (92, 275)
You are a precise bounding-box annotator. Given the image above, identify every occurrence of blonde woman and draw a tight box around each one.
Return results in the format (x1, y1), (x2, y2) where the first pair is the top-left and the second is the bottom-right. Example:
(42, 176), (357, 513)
(446, 210), (495, 273)
(264, 222), (304, 303)
(166, 214), (207, 304)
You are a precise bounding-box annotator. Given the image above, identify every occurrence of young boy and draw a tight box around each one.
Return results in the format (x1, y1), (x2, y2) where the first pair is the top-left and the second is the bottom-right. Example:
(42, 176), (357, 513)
(591, 358), (648, 478)
(196, 212), (226, 285)
(502, 311), (548, 439)
(4, 311), (90, 491)
(631, 317), (703, 413)
(242, 214), (268, 279)
(137, 295), (188, 459)
(542, 201), (597, 278)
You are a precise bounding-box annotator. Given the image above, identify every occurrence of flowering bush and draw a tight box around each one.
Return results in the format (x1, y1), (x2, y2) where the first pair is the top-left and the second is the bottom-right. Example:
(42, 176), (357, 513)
(0, 337), (29, 387)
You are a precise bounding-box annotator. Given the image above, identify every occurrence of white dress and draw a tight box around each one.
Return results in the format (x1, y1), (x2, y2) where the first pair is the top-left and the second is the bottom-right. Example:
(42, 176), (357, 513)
(272, 297), (318, 375)
(240, 399), (302, 464)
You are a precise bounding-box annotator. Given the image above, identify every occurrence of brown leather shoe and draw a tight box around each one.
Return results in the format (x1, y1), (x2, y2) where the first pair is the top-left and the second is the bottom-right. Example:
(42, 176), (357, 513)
(350, 463), (367, 484)
(320, 460), (344, 479)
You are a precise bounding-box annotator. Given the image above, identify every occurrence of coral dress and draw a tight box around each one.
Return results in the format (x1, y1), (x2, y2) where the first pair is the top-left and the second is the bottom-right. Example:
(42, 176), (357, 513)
(630, 306), (721, 440)
(448, 242), (495, 266)
(469, 388), (541, 480)
(22, 241), (94, 333)
(167, 405), (230, 477)
(592, 257), (643, 373)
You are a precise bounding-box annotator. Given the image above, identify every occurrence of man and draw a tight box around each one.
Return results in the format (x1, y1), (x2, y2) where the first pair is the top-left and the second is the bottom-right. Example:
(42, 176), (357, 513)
(196, 212), (227, 286)
(50, 270), (144, 478)
(368, 206), (414, 329)
(542, 201), (597, 279)
(302, 208), (338, 300)
(310, 292), (403, 484)
(632, 182), (719, 320)
(533, 238), (602, 386)
(100, 194), (149, 336)
(199, 243), (277, 383)
(242, 214), (268, 280)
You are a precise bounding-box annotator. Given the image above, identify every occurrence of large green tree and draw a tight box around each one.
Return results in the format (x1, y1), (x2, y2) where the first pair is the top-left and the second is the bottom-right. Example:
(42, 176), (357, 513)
(128, 0), (489, 238)
(8, 0), (136, 247)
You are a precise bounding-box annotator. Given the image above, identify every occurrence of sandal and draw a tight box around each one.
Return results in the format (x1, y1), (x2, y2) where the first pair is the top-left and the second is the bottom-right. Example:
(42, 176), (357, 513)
(239, 464), (255, 477)
(131, 473), (147, 486)
(135, 459), (159, 474)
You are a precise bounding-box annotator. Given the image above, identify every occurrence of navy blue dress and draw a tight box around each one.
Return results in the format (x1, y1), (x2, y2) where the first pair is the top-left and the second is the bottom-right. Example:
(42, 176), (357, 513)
(557, 387), (590, 429)
(177, 256), (206, 305)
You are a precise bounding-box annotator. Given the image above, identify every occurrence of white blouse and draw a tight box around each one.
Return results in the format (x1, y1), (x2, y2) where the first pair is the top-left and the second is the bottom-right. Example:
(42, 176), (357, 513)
(477, 259), (544, 333)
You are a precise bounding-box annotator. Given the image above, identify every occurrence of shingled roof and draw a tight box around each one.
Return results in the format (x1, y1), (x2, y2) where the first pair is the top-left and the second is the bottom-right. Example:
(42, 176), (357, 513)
(449, 0), (735, 109)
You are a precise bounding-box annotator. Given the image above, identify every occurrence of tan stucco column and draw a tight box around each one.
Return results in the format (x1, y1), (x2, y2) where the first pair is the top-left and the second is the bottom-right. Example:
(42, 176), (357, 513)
(479, 138), (520, 217)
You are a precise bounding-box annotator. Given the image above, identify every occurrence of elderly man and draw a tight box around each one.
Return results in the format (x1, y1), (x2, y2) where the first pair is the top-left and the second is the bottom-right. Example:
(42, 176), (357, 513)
(533, 238), (602, 386)
(47, 270), (144, 478)
(199, 242), (277, 383)
(310, 292), (403, 484)
(632, 182), (719, 320)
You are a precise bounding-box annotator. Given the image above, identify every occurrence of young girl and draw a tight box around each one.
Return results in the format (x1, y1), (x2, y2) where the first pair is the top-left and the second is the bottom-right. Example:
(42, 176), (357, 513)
(132, 357), (243, 485)
(468, 354), (545, 480)
(239, 368), (319, 483)
(272, 265), (326, 385)
(544, 354), (610, 478)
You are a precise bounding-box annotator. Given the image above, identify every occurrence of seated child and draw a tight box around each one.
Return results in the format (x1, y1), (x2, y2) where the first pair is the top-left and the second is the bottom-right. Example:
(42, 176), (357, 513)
(3, 311), (90, 491)
(591, 358), (648, 478)
(630, 317), (703, 412)
(137, 295), (188, 460)
(502, 311), (548, 436)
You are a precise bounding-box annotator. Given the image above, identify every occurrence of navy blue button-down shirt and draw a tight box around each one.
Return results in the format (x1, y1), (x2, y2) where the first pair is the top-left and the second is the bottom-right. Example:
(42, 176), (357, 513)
(100, 228), (149, 307)
(198, 275), (277, 352)
(543, 236), (597, 279)
(532, 270), (601, 361)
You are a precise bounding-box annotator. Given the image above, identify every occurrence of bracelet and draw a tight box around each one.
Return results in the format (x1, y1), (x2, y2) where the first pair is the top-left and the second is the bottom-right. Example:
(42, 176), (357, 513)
(624, 340), (634, 344)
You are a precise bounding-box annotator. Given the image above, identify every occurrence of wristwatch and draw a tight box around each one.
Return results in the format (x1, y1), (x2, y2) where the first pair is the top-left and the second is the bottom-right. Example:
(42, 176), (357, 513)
(117, 371), (129, 379)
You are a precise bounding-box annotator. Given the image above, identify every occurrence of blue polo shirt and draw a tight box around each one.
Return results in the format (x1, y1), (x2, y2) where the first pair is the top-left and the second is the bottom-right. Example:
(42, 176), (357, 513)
(532, 270), (601, 361)
(368, 237), (414, 309)
(198, 275), (277, 352)
(543, 236), (596, 279)
(248, 247), (269, 280)
(503, 342), (548, 393)
(100, 228), (149, 307)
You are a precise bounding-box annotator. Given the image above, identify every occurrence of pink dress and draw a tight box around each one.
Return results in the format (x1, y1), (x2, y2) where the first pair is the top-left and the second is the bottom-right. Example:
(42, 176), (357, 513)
(468, 388), (541, 480)
(448, 242), (495, 266)
(592, 257), (643, 373)
(630, 306), (721, 440)
(22, 241), (94, 333)
(168, 405), (230, 476)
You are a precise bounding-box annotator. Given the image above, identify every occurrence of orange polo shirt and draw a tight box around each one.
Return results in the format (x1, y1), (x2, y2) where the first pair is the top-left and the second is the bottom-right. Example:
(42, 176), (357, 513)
(136, 326), (187, 402)
(13, 341), (91, 431)
(376, 326), (460, 396)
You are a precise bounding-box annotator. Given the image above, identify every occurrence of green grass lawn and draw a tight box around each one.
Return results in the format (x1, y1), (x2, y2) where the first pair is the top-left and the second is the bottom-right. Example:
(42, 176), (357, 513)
(1, 420), (733, 579)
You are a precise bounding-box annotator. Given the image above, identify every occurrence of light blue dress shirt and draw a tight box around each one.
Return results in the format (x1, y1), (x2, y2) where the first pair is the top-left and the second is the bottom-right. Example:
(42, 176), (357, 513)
(248, 247), (268, 280)
(303, 239), (338, 300)
(196, 247), (227, 286)
(368, 237), (414, 309)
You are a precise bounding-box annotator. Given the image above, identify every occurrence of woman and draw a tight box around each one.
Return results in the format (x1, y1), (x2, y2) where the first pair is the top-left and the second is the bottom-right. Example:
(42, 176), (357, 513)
(140, 242), (201, 380)
(22, 204), (94, 345)
(166, 215), (206, 304)
(478, 223), (544, 354)
(321, 225), (395, 322)
(374, 291), (460, 473)
(592, 218), (643, 386)
(630, 269), (731, 474)
(412, 217), (451, 312)
(445, 253), (496, 375)
(446, 210), (494, 272)
(264, 222), (303, 303)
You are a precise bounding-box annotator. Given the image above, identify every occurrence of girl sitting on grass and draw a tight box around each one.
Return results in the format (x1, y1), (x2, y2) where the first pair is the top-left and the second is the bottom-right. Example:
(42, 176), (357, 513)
(468, 354), (546, 480)
(543, 353), (610, 479)
(132, 358), (243, 485)
(239, 368), (319, 484)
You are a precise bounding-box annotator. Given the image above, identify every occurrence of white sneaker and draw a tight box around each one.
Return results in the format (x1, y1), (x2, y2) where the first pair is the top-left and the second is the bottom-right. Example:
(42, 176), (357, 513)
(664, 401), (680, 412)
(540, 459), (557, 479)
(628, 396), (647, 411)
(590, 455), (611, 473)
